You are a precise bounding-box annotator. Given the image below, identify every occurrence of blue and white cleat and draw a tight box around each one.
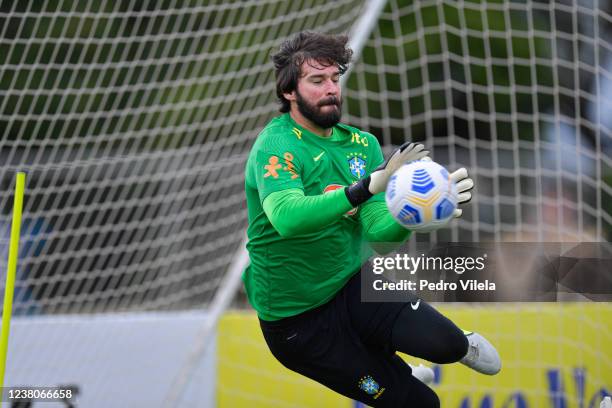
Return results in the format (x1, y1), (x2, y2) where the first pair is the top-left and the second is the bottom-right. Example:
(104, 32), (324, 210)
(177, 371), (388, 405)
(408, 363), (435, 385)
(460, 332), (501, 375)
(600, 396), (611, 408)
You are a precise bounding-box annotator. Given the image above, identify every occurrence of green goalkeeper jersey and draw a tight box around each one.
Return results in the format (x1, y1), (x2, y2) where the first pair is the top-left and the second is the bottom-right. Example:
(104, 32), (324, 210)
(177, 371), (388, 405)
(243, 113), (387, 321)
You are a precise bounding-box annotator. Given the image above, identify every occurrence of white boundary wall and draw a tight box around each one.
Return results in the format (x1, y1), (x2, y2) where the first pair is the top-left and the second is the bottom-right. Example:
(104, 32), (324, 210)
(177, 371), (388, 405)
(5, 313), (216, 407)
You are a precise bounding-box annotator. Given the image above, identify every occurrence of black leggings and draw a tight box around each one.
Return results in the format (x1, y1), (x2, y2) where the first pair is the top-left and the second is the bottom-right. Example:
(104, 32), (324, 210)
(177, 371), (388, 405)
(391, 300), (469, 364)
(262, 273), (467, 408)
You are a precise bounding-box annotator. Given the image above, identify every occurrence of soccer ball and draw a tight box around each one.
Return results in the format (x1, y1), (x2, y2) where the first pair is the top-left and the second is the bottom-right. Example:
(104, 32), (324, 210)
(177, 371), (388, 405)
(385, 160), (458, 232)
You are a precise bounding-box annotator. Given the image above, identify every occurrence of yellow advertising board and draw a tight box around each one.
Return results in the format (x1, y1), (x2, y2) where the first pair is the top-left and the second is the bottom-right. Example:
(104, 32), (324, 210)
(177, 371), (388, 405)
(217, 304), (611, 407)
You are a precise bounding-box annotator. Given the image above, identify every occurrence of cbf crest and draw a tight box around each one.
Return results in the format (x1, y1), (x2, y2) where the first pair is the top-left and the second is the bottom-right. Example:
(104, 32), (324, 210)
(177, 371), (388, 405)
(358, 375), (385, 399)
(347, 152), (367, 179)
(358, 375), (379, 395)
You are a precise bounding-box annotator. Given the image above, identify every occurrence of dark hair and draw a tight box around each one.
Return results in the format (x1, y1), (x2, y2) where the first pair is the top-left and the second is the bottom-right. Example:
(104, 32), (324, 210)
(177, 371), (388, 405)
(272, 31), (353, 113)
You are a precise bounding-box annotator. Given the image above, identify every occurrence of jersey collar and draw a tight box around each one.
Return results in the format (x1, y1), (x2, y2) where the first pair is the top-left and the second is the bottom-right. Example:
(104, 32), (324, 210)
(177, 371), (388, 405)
(285, 113), (350, 143)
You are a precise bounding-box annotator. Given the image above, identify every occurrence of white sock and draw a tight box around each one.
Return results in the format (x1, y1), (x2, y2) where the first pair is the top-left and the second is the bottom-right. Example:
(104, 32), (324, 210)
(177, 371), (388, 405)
(408, 363), (435, 385)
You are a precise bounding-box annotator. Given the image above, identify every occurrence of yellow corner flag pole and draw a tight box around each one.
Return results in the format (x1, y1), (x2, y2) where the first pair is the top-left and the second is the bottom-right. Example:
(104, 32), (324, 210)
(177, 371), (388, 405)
(0, 172), (26, 391)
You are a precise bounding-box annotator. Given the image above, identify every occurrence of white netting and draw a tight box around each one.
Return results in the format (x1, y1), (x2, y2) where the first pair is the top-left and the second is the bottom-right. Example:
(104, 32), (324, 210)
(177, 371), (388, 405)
(337, 2), (612, 407)
(0, 1), (366, 405)
(0, 0), (364, 316)
(345, 0), (612, 242)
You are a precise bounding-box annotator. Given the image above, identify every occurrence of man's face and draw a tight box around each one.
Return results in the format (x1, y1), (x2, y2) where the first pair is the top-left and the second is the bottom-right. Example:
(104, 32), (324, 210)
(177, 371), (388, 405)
(290, 59), (342, 129)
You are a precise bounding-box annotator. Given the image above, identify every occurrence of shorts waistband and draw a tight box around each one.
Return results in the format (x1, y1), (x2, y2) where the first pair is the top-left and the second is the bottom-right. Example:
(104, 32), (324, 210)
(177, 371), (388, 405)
(259, 301), (329, 331)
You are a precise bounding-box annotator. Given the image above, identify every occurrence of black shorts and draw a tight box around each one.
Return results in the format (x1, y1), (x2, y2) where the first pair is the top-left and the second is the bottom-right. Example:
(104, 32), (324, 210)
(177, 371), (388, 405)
(259, 272), (439, 407)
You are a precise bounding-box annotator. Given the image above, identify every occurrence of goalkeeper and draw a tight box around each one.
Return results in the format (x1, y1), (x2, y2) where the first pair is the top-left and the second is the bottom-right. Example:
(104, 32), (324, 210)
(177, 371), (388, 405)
(243, 31), (500, 408)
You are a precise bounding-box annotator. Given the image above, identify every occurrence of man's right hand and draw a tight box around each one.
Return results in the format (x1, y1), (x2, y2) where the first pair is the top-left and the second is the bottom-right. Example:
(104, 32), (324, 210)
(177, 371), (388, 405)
(368, 142), (429, 194)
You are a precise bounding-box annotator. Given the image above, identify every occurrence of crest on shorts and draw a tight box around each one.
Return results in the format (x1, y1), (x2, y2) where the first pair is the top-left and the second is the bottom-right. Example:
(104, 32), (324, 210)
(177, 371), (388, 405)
(358, 375), (386, 399)
(347, 152), (367, 179)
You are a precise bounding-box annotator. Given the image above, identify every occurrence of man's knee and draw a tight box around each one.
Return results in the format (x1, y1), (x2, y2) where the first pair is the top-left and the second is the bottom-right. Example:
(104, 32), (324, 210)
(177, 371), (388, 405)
(425, 391), (441, 408)
(399, 387), (440, 408)
(390, 376), (440, 408)
(413, 391), (440, 408)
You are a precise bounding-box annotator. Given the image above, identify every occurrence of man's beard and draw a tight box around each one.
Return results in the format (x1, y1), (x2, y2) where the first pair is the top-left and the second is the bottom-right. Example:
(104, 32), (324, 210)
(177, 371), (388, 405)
(296, 91), (342, 129)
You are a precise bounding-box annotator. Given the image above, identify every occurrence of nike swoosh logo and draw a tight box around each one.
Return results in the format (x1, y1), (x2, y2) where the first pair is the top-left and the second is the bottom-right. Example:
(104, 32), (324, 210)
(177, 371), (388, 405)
(286, 333), (297, 340)
(410, 299), (421, 310)
(313, 151), (325, 161)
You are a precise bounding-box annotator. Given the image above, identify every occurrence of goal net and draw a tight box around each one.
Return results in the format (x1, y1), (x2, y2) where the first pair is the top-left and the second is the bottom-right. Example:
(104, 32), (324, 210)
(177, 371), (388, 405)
(345, 0), (612, 243)
(0, 0), (364, 406)
(337, 1), (611, 407)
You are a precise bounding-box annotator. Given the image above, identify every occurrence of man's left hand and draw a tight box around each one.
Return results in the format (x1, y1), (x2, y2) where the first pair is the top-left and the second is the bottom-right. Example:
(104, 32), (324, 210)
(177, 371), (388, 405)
(449, 167), (474, 218)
